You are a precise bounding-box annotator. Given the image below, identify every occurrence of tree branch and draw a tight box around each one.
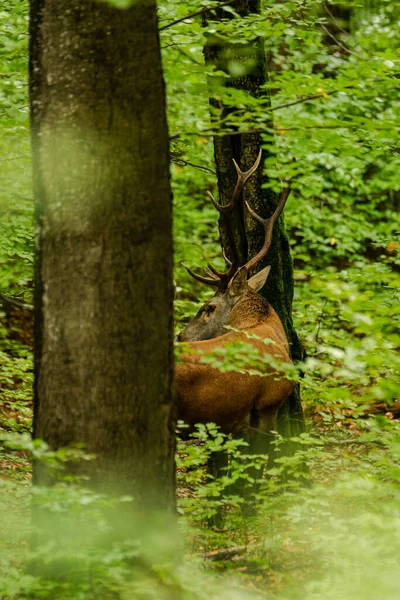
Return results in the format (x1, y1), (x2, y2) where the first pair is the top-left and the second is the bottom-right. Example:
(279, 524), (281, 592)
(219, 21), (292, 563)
(323, 438), (386, 447)
(268, 87), (349, 112)
(323, 3), (350, 37)
(0, 292), (33, 312)
(168, 84), (372, 140)
(320, 22), (367, 60)
(170, 123), (396, 140)
(170, 154), (216, 174)
(159, 1), (236, 32)
(200, 545), (248, 561)
(173, 44), (203, 67)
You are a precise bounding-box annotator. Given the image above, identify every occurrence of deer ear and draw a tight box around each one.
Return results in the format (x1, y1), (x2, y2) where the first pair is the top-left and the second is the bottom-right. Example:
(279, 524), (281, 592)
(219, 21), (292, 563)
(228, 267), (248, 297)
(247, 265), (271, 292)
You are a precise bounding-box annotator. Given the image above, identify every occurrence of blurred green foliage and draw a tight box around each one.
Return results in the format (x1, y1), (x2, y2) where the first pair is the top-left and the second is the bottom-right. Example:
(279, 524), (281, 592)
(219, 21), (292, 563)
(0, 0), (32, 292)
(0, 0), (399, 598)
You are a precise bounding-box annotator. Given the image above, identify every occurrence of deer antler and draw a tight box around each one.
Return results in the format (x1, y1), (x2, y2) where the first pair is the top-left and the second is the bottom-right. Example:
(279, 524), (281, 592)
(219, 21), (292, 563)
(243, 182), (291, 273)
(181, 263), (220, 287)
(183, 149), (262, 290)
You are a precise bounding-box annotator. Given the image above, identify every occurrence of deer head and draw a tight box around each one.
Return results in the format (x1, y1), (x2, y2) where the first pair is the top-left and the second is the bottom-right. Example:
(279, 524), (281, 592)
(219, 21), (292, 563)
(178, 151), (291, 343)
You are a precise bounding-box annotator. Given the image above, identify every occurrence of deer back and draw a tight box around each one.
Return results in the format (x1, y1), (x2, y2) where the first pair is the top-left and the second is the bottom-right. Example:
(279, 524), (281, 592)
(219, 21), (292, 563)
(176, 268), (295, 432)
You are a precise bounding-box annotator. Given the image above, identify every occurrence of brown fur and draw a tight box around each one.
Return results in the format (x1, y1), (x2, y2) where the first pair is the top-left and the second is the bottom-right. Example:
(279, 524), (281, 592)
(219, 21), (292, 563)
(176, 293), (296, 436)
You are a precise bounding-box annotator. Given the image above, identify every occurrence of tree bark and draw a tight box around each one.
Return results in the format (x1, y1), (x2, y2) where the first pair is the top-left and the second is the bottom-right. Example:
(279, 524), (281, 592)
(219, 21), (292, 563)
(204, 0), (306, 441)
(30, 0), (175, 515)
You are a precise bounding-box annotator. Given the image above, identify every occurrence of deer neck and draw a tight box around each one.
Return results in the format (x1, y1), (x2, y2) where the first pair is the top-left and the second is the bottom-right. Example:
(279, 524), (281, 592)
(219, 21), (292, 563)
(227, 292), (270, 331)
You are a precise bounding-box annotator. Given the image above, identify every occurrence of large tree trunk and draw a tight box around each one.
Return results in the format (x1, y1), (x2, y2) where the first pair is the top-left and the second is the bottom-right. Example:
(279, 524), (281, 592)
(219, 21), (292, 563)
(204, 0), (305, 442)
(30, 0), (175, 514)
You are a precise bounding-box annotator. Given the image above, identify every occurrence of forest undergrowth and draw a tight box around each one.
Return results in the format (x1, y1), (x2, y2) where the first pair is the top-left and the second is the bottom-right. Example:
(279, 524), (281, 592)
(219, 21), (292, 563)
(1, 261), (399, 598)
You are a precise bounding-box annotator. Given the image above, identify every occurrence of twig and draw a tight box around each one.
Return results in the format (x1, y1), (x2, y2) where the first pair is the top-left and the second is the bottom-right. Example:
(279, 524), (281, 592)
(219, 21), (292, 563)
(268, 87), (349, 112)
(170, 123), (397, 140)
(173, 45), (203, 66)
(0, 72), (25, 77)
(171, 75), (388, 135)
(247, 427), (387, 447)
(320, 23), (367, 60)
(273, 124), (395, 132)
(324, 3), (350, 37)
(171, 154), (216, 174)
(323, 438), (386, 447)
(169, 80), (392, 140)
(201, 545), (248, 561)
(0, 156), (30, 163)
(159, 1), (236, 32)
(0, 292), (33, 312)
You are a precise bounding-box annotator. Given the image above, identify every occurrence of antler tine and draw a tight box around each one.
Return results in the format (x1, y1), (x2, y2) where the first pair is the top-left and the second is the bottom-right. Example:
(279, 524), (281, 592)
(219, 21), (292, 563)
(206, 262), (227, 278)
(244, 184), (291, 273)
(232, 147), (262, 185)
(222, 248), (232, 268)
(206, 190), (231, 214)
(202, 266), (221, 280)
(206, 148), (263, 214)
(226, 148), (262, 212)
(182, 263), (220, 287)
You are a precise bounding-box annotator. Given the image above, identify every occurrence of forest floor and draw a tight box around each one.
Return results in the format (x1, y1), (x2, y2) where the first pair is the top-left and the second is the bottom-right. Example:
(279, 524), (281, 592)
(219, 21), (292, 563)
(1, 304), (398, 599)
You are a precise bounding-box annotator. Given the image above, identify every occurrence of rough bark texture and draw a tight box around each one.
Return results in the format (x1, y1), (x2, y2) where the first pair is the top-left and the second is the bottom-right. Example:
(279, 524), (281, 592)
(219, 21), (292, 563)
(204, 0), (305, 440)
(30, 0), (175, 512)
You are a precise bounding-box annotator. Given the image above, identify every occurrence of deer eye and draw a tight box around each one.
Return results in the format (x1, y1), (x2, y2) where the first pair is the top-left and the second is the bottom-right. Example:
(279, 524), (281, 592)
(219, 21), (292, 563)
(206, 305), (216, 314)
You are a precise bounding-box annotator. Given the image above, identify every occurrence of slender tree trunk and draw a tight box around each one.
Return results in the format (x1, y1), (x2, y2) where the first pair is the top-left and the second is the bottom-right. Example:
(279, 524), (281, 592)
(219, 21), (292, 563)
(30, 0), (175, 515)
(204, 0), (305, 441)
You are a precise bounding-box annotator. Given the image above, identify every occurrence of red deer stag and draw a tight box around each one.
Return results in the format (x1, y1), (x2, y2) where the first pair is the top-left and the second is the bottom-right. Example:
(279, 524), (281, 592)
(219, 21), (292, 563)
(176, 151), (296, 462)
